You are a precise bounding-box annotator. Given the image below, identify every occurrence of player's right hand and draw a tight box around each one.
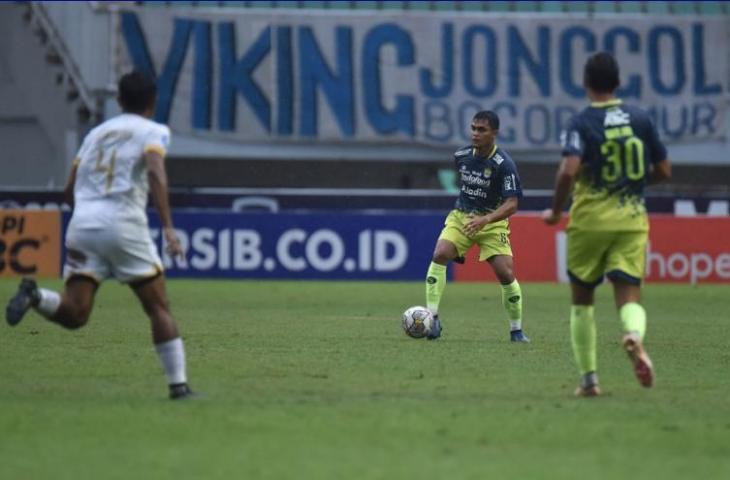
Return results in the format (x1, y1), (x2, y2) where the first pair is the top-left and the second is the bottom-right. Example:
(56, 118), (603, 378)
(163, 227), (184, 259)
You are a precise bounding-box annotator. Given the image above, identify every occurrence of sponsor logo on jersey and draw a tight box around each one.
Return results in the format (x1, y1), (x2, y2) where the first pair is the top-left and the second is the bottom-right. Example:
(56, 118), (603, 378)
(504, 176), (513, 191)
(461, 185), (488, 199)
(460, 172), (489, 186)
(604, 108), (630, 127)
(454, 148), (471, 157)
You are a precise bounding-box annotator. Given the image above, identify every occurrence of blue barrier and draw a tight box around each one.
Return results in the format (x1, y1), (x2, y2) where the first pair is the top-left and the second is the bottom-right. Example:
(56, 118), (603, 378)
(62, 211), (448, 280)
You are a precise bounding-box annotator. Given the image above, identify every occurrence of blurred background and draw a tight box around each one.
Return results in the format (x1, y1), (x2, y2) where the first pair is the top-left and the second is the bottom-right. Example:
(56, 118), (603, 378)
(1, 1), (729, 282)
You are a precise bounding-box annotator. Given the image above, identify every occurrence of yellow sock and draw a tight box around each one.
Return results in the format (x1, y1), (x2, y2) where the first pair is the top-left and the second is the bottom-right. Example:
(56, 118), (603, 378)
(500, 280), (523, 330)
(571, 305), (597, 375)
(425, 262), (447, 315)
(620, 302), (647, 340)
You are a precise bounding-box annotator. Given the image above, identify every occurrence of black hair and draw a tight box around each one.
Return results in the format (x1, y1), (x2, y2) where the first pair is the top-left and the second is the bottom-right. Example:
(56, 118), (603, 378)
(118, 71), (157, 114)
(583, 52), (620, 94)
(472, 110), (500, 130)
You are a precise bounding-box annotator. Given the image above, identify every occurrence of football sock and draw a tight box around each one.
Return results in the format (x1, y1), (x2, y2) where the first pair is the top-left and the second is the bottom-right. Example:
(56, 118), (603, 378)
(571, 305), (597, 375)
(501, 279), (523, 331)
(35, 288), (61, 318)
(425, 262), (447, 315)
(620, 302), (647, 340)
(155, 337), (187, 385)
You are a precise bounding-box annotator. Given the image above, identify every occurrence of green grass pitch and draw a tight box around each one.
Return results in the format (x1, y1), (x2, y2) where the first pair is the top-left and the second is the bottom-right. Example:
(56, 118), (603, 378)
(1, 278), (729, 479)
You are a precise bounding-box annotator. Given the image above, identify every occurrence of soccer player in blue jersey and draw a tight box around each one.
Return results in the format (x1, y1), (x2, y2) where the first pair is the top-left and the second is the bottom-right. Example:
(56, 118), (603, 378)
(542, 52), (672, 396)
(425, 110), (529, 343)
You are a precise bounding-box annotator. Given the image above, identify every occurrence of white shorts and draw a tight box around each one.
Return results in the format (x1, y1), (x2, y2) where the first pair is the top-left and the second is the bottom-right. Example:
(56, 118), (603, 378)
(63, 220), (163, 284)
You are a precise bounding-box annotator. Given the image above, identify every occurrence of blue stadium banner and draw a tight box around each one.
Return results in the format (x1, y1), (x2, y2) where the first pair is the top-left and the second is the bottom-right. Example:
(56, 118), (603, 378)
(145, 212), (445, 280)
(118, 9), (728, 149)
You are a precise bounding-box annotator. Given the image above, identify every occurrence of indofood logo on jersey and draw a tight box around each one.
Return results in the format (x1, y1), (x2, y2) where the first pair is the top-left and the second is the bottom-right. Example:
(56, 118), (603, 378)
(119, 10), (727, 149)
(460, 171), (489, 187)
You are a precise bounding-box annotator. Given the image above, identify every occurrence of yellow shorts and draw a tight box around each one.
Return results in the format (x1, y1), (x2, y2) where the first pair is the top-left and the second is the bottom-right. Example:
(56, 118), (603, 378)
(438, 209), (513, 261)
(567, 228), (647, 287)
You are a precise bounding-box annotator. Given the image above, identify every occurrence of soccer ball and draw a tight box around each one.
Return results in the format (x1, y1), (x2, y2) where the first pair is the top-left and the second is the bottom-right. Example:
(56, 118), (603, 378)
(402, 306), (434, 339)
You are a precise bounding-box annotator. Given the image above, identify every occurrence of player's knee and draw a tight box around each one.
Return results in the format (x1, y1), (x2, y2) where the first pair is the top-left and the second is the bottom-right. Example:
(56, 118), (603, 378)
(432, 248), (453, 264)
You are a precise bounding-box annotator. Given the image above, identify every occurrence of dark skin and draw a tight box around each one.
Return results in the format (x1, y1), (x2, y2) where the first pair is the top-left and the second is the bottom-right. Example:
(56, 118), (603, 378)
(431, 118), (519, 285)
(541, 88), (672, 308)
(52, 99), (184, 344)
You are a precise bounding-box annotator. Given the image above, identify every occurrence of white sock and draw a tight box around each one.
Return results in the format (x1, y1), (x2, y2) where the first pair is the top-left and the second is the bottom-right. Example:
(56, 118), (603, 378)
(510, 320), (522, 331)
(155, 337), (187, 385)
(36, 288), (61, 318)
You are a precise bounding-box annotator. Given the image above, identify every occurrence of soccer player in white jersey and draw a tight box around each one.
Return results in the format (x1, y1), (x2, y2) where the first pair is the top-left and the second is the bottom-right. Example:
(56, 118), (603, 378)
(5, 71), (194, 400)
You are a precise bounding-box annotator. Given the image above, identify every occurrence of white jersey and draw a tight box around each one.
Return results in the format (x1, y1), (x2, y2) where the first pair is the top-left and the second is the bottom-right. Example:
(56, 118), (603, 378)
(71, 113), (170, 228)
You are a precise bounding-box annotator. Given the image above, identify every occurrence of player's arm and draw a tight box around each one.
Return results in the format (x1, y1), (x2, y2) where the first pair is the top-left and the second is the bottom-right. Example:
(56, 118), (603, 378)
(542, 154), (581, 225)
(63, 159), (79, 206)
(648, 158), (671, 185)
(145, 149), (183, 258)
(464, 197), (518, 237)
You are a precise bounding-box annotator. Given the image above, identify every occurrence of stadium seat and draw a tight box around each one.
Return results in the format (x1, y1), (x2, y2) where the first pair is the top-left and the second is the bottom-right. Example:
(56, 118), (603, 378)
(617, 1), (644, 13)
(459, 1), (486, 11)
(564, 1), (590, 13)
(352, 1), (379, 10)
(381, 1), (406, 9)
(540, 1), (564, 13)
(484, 1), (512, 12)
(406, 1), (433, 10)
(593, 1), (616, 14)
(514, 1), (540, 12)
(646, 2), (670, 14)
(433, 1), (458, 11)
(274, 1), (300, 8)
(247, 1), (276, 8)
(300, 1), (329, 9)
(698, 1), (728, 15)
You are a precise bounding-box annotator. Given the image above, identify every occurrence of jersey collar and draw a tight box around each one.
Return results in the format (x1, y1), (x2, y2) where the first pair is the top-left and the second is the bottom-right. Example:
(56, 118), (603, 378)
(472, 144), (498, 159)
(590, 99), (623, 108)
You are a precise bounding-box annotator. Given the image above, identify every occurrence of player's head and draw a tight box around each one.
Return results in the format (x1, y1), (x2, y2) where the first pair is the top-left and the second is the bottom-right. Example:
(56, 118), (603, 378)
(471, 110), (499, 149)
(117, 71), (157, 117)
(583, 52), (620, 95)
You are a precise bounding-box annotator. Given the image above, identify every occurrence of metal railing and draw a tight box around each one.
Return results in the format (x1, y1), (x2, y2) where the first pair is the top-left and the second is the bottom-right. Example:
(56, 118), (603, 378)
(27, 2), (101, 119)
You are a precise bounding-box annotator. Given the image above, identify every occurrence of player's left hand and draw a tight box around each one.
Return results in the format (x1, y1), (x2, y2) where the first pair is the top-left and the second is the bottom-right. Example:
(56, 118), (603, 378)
(464, 215), (489, 237)
(163, 227), (184, 259)
(541, 208), (562, 225)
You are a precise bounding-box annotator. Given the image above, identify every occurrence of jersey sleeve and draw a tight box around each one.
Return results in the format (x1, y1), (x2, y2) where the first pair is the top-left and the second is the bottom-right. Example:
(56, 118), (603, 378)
(73, 131), (95, 166)
(143, 124), (171, 157)
(560, 116), (583, 157)
(498, 160), (523, 199)
(454, 146), (471, 166)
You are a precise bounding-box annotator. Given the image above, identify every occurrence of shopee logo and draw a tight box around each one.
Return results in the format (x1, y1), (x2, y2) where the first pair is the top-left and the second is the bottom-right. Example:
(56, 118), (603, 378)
(646, 242), (730, 284)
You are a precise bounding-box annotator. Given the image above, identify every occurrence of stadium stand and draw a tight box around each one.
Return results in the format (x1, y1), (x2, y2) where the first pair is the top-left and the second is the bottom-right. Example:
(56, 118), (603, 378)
(1, 1), (729, 201)
(132, 1), (730, 14)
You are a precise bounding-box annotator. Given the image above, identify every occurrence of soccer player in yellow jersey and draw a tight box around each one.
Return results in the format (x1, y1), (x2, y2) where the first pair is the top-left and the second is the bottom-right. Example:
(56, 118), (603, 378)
(425, 110), (528, 343)
(542, 52), (672, 396)
(6, 72), (195, 400)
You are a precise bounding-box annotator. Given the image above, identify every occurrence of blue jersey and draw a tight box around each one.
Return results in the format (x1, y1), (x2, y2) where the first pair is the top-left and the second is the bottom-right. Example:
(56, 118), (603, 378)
(453, 144), (523, 214)
(561, 99), (667, 231)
